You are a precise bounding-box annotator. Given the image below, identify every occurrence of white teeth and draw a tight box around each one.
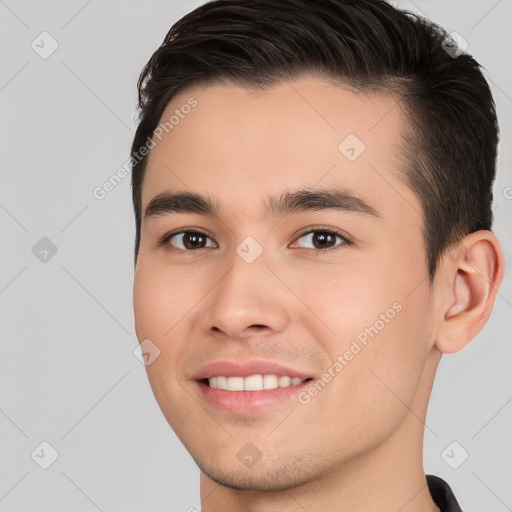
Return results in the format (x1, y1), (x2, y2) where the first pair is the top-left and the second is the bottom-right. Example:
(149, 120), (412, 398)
(278, 376), (291, 387)
(244, 374), (263, 391)
(226, 376), (244, 391)
(216, 376), (228, 389)
(207, 374), (306, 391)
(263, 374), (279, 389)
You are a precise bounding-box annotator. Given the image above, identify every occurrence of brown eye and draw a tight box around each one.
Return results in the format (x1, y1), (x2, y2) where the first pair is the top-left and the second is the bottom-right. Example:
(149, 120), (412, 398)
(167, 231), (215, 250)
(294, 230), (348, 251)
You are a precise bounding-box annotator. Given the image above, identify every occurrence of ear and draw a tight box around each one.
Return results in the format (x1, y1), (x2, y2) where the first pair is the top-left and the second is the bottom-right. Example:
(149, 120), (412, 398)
(435, 230), (505, 354)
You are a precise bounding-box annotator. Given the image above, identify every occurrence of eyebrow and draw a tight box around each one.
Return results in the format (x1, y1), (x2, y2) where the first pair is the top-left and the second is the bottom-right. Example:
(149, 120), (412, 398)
(143, 188), (381, 221)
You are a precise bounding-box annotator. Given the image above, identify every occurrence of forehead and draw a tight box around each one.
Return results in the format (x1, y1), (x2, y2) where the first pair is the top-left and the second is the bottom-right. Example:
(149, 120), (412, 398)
(141, 77), (421, 226)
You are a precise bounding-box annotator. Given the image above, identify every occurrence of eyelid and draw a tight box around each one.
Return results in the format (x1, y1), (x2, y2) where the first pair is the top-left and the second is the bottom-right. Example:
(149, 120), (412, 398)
(289, 225), (352, 250)
(290, 225), (352, 244)
(158, 228), (217, 249)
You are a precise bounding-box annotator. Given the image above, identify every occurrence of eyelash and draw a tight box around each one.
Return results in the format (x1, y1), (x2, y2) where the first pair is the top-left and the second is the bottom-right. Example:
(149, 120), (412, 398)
(157, 226), (352, 254)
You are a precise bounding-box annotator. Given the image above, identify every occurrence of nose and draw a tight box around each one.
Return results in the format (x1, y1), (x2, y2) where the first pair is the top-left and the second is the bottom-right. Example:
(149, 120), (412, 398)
(198, 252), (291, 341)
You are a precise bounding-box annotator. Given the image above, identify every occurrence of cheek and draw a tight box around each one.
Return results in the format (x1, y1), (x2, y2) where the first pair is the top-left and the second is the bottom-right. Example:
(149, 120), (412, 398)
(296, 304), (432, 456)
(292, 258), (433, 436)
(133, 263), (195, 434)
(133, 262), (196, 342)
(133, 267), (164, 342)
(133, 263), (192, 399)
(283, 261), (397, 349)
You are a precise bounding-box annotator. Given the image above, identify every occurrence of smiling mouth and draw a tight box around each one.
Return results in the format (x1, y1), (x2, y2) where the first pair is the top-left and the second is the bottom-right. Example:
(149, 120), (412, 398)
(201, 374), (314, 391)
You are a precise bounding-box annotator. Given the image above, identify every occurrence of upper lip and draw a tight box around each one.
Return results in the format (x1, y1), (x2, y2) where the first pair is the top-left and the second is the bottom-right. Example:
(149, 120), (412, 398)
(192, 360), (313, 380)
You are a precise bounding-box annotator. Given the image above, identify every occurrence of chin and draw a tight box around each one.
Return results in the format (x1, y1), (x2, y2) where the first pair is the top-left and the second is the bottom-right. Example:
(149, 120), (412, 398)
(200, 465), (311, 491)
(193, 450), (326, 492)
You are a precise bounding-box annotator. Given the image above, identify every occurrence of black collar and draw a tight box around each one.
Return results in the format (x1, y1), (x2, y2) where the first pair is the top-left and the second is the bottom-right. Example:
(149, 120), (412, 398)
(427, 475), (463, 511)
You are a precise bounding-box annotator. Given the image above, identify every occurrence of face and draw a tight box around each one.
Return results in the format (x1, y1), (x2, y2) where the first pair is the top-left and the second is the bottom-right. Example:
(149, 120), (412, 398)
(133, 77), (439, 490)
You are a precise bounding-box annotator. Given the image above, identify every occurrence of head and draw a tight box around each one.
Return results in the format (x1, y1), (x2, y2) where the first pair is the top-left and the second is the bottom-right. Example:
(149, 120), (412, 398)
(131, 0), (504, 494)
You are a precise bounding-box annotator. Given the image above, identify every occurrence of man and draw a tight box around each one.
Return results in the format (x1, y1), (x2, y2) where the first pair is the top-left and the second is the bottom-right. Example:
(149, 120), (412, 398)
(130, 1), (505, 510)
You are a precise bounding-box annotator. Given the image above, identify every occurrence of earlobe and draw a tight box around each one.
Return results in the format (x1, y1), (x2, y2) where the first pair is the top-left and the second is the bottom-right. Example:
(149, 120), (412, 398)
(435, 231), (505, 354)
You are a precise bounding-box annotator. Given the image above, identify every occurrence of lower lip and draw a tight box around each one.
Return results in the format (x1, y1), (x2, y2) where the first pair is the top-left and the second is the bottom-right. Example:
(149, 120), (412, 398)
(195, 380), (311, 414)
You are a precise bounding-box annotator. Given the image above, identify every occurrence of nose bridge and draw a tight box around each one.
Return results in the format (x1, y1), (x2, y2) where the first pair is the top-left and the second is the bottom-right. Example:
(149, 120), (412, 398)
(199, 241), (290, 339)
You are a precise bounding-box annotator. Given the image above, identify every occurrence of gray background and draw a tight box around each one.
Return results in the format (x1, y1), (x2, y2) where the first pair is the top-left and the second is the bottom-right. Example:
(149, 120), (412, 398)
(0, 1), (510, 510)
